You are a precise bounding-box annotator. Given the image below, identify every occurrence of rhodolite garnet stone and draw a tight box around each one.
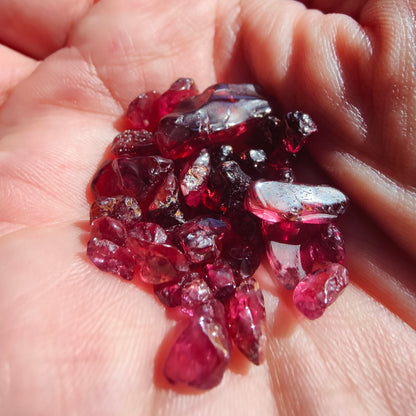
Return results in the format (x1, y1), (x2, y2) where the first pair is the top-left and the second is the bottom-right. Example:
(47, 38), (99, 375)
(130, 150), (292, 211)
(87, 78), (350, 390)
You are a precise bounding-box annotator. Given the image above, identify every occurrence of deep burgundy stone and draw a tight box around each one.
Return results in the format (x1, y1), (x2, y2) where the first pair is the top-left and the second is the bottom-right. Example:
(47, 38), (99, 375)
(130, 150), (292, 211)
(90, 195), (142, 228)
(312, 223), (345, 264)
(128, 221), (168, 244)
(111, 129), (158, 157)
(156, 83), (272, 159)
(206, 259), (236, 299)
(227, 278), (266, 364)
(164, 300), (231, 389)
(127, 238), (189, 284)
(293, 263), (349, 319)
(239, 148), (268, 179)
(283, 111), (318, 153)
(210, 144), (235, 167)
(87, 238), (135, 280)
(126, 90), (160, 132)
(246, 180), (349, 223)
(180, 148), (211, 208)
(154, 280), (183, 308)
(158, 78), (199, 117)
(90, 216), (127, 247)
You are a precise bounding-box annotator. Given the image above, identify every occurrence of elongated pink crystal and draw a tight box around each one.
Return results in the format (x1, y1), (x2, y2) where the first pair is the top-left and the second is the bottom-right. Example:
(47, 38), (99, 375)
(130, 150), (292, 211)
(293, 263), (349, 319)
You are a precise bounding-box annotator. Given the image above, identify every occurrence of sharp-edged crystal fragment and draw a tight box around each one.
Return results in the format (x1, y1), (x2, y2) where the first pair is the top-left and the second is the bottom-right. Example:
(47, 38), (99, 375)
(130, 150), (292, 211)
(126, 90), (160, 131)
(206, 259), (236, 299)
(283, 111), (317, 153)
(246, 180), (348, 223)
(111, 129), (158, 156)
(293, 263), (349, 319)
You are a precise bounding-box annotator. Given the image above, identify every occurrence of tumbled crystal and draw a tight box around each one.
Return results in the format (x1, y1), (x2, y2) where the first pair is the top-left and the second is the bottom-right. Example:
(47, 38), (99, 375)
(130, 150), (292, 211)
(127, 238), (189, 284)
(111, 129), (158, 156)
(158, 78), (199, 117)
(246, 180), (348, 223)
(90, 195), (142, 227)
(293, 263), (349, 319)
(87, 238), (135, 280)
(206, 260), (236, 299)
(90, 216), (127, 247)
(227, 278), (266, 364)
(164, 301), (231, 389)
(156, 83), (272, 159)
(283, 111), (318, 153)
(126, 90), (160, 131)
(180, 148), (211, 207)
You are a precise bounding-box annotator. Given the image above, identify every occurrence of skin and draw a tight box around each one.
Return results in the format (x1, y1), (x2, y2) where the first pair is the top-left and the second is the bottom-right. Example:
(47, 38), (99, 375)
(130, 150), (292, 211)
(0, 0), (415, 414)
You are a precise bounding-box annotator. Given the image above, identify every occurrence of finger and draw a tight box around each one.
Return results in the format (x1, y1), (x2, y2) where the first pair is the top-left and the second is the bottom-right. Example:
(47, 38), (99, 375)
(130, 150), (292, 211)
(0, 0), (96, 59)
(297, 0), (367, 19)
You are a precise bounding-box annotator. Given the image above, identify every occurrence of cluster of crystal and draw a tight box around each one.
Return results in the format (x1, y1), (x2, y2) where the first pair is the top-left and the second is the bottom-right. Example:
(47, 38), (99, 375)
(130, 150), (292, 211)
(87, 78), (350, 390)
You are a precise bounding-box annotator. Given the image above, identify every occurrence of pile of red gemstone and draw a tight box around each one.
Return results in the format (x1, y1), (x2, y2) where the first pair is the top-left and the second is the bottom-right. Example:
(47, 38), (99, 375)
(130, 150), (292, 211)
(87, 78), (349, 390)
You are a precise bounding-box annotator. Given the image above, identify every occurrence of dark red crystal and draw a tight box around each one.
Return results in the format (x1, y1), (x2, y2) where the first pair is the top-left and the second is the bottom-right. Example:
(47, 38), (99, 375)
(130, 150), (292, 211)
(126, 90), (160, 132)
(90, 216), (127, 247)
(206, 259), (236, 299)
(283, 111), (318, 153)
(111, 129), (158, 157)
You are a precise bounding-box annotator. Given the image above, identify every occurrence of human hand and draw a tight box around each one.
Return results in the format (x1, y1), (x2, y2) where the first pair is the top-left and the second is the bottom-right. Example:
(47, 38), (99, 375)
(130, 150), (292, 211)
(0, 0), (415, 414)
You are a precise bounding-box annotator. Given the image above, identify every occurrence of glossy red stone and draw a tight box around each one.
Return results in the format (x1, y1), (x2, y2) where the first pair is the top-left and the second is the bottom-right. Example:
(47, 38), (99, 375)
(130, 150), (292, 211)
(293, 263), (349, 319)
(90, 195), (142, 227)
(312, 223), (345, 264)
(128, 221), (168, 244)
(180, 148), (211, 207)
(87, 238), (135, 280)
(111, 129), (158, 156)
(206, 260), (236, 299)
(283, 111), (318, 153)
(164, 301), (231, 389)
(90, 216), (127, 247)
(181, 277), (213, 315)
(227, 278), (266, 364)
(153, 280), (182, 308)
(126, 90), (160, 132)
(156, 83), (272, 159)
(158, 78), (199, 117)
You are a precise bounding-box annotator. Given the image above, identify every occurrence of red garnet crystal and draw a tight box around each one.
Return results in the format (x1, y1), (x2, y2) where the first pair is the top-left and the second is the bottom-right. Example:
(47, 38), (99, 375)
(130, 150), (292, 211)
(86, 78), (350, 390)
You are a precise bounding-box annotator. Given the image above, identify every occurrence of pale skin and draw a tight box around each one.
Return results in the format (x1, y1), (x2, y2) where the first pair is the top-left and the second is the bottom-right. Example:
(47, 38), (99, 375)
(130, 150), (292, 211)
(0, 0), (415, 414)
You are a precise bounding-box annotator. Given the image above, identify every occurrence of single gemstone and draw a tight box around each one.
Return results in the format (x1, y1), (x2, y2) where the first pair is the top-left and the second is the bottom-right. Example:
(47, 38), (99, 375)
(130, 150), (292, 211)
(181, 277), (213, 315)
(312, 223), (345, 264)
(156, 83), (272, 159)
(293, 263), (349, 319)
(206, 260), (236, 299)
(164, 302), (231, 389)
(127, 238), (189, 284)
(110, 129), (158, 156)
(128, 221), (168, 244)
(239, 148), (268, 179)
(283, 111), (318, 153)
(227, 278), (266, 365)
(180, 148), (211, 207)
(158, 78), (199, 117)
(90, 156), (175, 215)
(126, 90), (160, 132)
(90, 195), (142, 228)
(245, 180), (348, 223)
(90, 216), (127, 247)
(154, 280), (182, 308)
(172, 216), (230, 264)
(87, 238), (135, 280)
(229, 211), (263, 247)
(262, 221), (314, 290)
(204, 160), (252, 213)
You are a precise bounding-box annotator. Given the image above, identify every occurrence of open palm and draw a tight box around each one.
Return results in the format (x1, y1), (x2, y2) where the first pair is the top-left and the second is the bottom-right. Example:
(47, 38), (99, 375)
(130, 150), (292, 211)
(1, 0), (415, 414)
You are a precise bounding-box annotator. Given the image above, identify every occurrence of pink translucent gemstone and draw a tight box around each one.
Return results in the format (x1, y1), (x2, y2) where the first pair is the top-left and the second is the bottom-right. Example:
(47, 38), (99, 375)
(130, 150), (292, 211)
(312, 223), (345, 264)
(206, 259), (236, 299)
(164, 301), (231, 389)
(154, 280), (182, 308)
(181, 277), (213, 315)
(127, 238), (189, 284)
(227, 278), (266, 364)
(293, 263), (349, 319)
(158, 78), (199, 118)
(90, 195), (142, 228)
(128, 221), (167, 244)
(156, 83), (272, 159)
(126, 90), (160, 132)
(180, 148), (211, 207)
(87, 238), (135, 280)
(245, 180), (348, 223)
(90, 216), (127, 247)
(111, 129), (158, 156)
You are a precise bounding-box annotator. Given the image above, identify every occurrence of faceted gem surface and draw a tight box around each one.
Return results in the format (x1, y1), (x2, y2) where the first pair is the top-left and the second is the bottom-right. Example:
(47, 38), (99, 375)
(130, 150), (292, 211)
(206, 260), (236, 299)
(246, 180), (348, 223)
(164, 302), (231, 389)
(126, 90), (160, 131)
(87, 238), (135, 280)
(156, 83), (272, 159)
(111, 129), (158, 156)
(227, 278), (266, 364)
(158, 78), (199, 117)
(293, 263), (349, 319)
(90, 216), (127, 247)
(180, 148), (211, 207)
(90, 195), (142, 227)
